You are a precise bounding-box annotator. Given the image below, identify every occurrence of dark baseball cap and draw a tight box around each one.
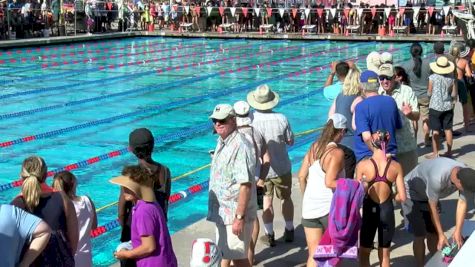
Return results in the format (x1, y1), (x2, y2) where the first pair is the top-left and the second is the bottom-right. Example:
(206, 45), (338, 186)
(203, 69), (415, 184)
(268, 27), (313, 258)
(458, 167), (475, 193)
(433, 41), (445, 54)
(129, 128), (154, 149)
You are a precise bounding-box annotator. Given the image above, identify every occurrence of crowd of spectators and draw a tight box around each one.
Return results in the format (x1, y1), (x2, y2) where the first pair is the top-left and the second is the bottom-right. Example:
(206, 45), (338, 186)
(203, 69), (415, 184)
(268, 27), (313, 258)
(0, 0), (467, 39)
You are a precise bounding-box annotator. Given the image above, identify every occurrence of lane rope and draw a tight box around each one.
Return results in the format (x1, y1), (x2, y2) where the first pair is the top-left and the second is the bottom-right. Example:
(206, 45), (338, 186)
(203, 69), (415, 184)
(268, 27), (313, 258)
(0, 43), (372, 146)
(0, 43), (397, 193)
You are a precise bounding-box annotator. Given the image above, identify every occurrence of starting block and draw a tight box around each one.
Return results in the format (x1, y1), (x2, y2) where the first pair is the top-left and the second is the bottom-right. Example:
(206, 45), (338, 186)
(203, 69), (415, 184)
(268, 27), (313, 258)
(179, 23), (193, 32)
(442, 25), (458, 35)
(347, 25), (360, 34)
(259, 24), (274, 33)
(219, 23), (234, 32)
(393, 25), (408, 35)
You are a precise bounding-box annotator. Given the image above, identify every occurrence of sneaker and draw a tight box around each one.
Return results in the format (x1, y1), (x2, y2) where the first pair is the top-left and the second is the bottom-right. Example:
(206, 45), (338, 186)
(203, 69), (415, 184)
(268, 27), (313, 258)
(261, 233), (276, 247)
(284, 228), (294, 243)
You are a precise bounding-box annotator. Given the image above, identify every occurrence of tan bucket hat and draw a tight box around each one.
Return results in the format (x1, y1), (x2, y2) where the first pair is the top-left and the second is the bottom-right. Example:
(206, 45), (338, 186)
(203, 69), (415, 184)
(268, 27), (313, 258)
(247, 84), (280, 111)
(110, 175), (156, 202)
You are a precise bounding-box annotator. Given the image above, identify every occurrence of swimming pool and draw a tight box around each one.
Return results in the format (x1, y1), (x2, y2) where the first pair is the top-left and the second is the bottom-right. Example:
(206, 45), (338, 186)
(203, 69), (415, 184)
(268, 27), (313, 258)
(0, 37), (433, 266)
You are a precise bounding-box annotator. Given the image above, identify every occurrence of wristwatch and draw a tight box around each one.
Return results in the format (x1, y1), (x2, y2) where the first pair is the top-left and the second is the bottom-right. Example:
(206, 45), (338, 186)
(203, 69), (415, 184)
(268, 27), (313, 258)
(235, 214), (244, 220)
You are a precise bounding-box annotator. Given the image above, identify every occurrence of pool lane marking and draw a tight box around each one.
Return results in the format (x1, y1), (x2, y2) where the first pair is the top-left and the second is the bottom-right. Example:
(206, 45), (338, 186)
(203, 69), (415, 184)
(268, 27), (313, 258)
(0, 39), (254, 85)
(0, 37), (189, 60)
(0, 40), (207, 73)
(90, 127), (322, 238)
(0, 43), (385, 192)
(0, 41), (331, 116)
(0, 43), (369, 146)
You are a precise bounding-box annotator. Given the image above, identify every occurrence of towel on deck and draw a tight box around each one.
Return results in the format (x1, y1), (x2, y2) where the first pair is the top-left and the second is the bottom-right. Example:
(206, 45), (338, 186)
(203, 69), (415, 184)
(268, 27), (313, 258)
(314, 179), (364, 266)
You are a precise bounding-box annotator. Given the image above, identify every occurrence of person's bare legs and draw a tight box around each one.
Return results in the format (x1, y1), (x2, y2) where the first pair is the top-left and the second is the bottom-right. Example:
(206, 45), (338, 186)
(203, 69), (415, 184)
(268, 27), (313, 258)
(262, 195), (274, 233)
(221, 259), (231, 267)
(378, 248), (391, 267)
(413, 119), (419, 140)
(232, 258), (251, 267)
(413, 236), (426, 267)
(359, 247), (372, 267)
(422, 119), (430, 145)
(304, 227), (323, 267)
(426, 130), (440, 158)
(248, 217), (259, 265)
(443, 129), (453, 156)
(426, 233), (438, 256)
(463, 103), (471, 132)
(282, 196), (294, 227)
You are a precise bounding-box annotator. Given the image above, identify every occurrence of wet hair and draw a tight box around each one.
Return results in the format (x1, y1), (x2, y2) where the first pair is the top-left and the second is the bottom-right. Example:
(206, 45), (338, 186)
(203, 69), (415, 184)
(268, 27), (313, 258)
(20, 156), (48, 212)
(394, 66), (410, 86)
(336, 62), (350, 78)
(122, 165), (154, 187)
(132, 144), (154, 160)
(342, 68), (361, 96)
(371, 130), (390, 152)
(410, 43), (423, 78)
(53, 171), (77, 199)
(308, 120), (343, 162)
(450, 45), (461, 58)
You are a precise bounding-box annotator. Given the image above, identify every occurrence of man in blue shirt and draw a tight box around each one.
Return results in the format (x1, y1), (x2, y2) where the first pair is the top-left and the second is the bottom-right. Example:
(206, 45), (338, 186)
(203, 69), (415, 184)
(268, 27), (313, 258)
(354, 70), (402, 161)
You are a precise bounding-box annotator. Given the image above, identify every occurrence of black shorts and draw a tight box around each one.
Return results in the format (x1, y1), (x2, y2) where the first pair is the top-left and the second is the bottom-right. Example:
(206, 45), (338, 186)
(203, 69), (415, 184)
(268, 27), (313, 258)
(402, 199), (437, 237)
(360, 197), (395, 248)
(429, 109), (454, 131)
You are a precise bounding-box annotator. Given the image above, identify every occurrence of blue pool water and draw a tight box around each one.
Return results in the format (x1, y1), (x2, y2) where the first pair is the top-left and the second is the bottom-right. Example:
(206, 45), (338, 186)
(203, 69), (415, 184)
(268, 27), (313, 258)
(0, 37), (433, 266)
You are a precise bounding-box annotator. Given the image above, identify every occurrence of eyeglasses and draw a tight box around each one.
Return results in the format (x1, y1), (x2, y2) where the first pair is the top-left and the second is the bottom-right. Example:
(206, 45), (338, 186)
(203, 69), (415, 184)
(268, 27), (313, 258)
(378, 75), (393, 81)
(212, 118), (229, 124)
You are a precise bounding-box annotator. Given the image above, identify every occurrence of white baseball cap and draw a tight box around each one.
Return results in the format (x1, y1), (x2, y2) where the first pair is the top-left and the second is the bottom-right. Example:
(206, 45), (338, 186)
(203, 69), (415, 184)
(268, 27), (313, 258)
(190, 238), (222, 267)
(329, 113), (347, 129)
(233, 101), (250, 116)
(209, 104), (235, 120)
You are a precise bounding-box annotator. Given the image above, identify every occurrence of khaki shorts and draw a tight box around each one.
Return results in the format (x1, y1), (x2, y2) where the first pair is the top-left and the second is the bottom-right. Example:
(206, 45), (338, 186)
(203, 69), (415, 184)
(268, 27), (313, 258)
(264, 173), (292, 200)
(418, 96), (430, 121)
(215, 222), (253, 260)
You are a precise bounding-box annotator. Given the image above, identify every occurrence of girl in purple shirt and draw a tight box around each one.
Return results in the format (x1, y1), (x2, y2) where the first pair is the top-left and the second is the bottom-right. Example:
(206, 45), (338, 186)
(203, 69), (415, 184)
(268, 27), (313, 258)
(111, 166), (177, 267)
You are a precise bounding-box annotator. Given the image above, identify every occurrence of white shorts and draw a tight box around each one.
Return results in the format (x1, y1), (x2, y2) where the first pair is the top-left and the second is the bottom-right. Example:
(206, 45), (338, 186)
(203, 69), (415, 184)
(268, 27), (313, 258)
(215, 222), (253, 260)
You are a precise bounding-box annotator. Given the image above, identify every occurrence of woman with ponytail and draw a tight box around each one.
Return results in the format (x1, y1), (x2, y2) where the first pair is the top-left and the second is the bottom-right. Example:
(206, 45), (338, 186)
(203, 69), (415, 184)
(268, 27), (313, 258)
(11, 156), (78, 267)
(298, 113), (347, 267)
(356, 130), (406, 267)
(403, 42), (432, 146)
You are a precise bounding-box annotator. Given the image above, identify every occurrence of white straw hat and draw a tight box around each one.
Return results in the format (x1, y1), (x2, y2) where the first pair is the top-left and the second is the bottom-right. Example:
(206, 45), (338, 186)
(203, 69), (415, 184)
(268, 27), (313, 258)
(430, 56), (455, 75)
(247, 84), (280, 111)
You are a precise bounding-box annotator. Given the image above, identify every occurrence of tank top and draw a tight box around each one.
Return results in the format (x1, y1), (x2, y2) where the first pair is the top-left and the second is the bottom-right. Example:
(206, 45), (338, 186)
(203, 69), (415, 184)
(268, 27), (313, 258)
(73, 196), (94, 267)
(302, 143), (346, 219)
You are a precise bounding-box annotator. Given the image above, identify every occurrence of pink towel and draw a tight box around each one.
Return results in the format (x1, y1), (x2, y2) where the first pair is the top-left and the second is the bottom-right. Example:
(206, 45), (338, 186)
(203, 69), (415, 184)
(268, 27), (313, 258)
(314, 179), (364, 266)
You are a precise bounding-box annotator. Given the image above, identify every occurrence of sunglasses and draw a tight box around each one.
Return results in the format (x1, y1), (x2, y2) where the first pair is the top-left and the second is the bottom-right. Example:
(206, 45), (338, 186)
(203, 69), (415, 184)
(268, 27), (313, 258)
(212, 118), (229, 124)
(379, 75), (393, 81)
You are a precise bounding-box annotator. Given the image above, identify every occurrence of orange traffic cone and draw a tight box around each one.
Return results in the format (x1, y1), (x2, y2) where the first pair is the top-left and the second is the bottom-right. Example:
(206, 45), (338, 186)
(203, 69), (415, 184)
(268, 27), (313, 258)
(440, 30), (445, 38)
(345, 29), (349, 36)
(218, 26), (223, 34)
(302, 28), (305, 36)
(390, 29), (394, 37)
(259, 26), (263, 35)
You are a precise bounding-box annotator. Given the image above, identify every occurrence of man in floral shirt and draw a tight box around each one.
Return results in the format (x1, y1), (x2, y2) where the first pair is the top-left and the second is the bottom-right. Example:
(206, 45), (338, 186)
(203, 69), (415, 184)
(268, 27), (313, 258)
(207, 104), (257, 267)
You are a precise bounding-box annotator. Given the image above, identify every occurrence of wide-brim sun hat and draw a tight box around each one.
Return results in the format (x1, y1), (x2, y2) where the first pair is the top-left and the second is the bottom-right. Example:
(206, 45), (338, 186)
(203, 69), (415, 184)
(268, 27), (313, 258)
(109, 175), (156, 202)
(430, 56), (455, 75)
(247, 84), (280, 111)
